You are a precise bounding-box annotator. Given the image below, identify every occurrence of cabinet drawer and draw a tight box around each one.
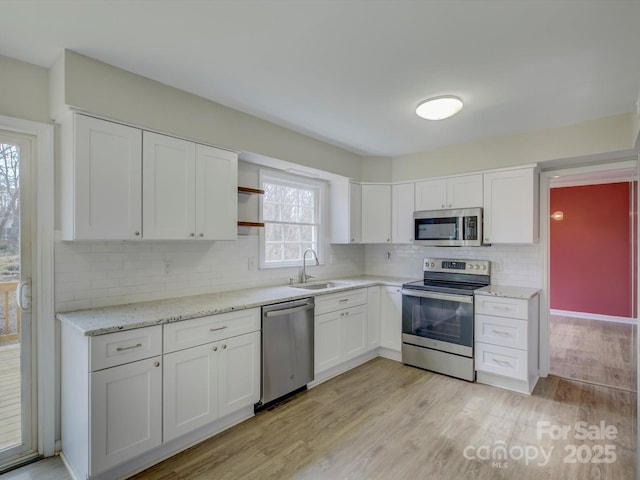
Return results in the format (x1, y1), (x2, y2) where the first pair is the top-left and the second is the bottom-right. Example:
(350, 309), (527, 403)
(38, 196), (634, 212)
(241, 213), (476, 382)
(164, 308), (260, 353)
(90, 325), (162, 371)
(475, 314), (527, 350)
(475, 342), (527, 380)
(315, 288), (367, 315)
(475, 295), (528, 320)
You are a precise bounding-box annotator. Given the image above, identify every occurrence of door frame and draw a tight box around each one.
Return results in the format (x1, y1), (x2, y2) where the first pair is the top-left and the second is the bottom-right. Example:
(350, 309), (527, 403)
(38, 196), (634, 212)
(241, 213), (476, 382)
(538, 158), (639, 377)
(0, 115), (55, 457)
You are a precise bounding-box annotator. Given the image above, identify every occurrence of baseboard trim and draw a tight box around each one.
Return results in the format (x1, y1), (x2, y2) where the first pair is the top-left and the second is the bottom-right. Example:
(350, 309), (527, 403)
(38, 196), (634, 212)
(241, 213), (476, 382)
(550, 309), (638, 325)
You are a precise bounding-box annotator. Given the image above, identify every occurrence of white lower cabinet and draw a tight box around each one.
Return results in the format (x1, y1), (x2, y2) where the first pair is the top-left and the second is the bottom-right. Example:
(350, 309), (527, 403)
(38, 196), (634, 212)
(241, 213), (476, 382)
(61, 309), (260, 480)
(314, 289), (370, 375)
(90, 357), (163, 474)
(163, 331), (260, 443)
(474, 293), (539, 394)
(380, 285), (402, 353)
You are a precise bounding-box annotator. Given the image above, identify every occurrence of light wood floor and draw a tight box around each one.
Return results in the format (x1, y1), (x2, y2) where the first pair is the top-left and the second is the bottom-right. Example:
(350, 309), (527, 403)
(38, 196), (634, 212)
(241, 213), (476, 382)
(550, 315), (637, 392)
(129, 358), (636, 480)
(0, 343), (21, 451)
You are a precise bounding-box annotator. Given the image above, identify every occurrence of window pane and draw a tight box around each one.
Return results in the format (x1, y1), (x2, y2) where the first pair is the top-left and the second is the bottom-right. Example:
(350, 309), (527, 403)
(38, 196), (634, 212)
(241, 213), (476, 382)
(300, 226), (313, 242)
(265, 243), (283, 262)
(265, 223), (283, 242)
(263, 202), (280, 221)
(284, 243), (301, 261)
(284, 225), (300, 242)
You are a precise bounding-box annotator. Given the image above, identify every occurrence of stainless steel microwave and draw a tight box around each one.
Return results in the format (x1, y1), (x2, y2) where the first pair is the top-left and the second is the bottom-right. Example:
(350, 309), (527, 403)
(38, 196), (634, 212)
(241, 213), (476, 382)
(414, 208), (482, 247)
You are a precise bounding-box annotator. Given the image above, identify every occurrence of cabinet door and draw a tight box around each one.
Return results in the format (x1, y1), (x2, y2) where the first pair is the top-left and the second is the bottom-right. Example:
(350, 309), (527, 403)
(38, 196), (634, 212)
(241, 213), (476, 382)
(380, 286), (402, 351)
(315, 311), (342, 374)
(414, 178), (446, 210)
(143, 132), (196, 239)
(329, 181), (361, 244)
(366, 286), (381, 350)
(361, 184), (391, 243)
(483, 168), (538, 244)
(195, 144), (238, 240)
(72, 115), (142, 240)
(341, 305), (367, 361)
(447, 174), (483, 209)
(218, 332), (260, 418)
(392, 183), (415, 244)
(349, 182), (362, 243)
(163, 344), (218, 443)
(90, 357), (162, 475)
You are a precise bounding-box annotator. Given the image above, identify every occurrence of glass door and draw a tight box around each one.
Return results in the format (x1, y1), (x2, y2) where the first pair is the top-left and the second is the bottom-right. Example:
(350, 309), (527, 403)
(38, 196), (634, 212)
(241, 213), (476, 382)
(0, 133), (36, 467)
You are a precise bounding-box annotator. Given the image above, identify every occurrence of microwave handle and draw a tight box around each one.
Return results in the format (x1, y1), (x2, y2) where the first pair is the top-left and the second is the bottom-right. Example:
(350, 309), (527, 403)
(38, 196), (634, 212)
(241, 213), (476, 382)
(401, 289), (473, 304)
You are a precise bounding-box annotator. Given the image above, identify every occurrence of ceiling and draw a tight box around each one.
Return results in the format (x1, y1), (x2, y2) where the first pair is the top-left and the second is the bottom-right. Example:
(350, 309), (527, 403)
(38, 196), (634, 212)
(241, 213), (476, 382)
(2, 1), (640, 157)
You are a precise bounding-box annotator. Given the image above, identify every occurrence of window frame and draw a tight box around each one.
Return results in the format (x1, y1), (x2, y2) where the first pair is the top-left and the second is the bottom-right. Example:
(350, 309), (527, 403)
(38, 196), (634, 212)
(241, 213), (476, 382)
(259, 168), (327, 269)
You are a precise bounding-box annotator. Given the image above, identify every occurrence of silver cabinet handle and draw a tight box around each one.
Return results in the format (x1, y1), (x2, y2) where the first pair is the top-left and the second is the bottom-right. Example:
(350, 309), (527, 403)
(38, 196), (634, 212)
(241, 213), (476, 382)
(213, 346), (218, 352)
(190, 233), (195, 237)
(134, 231), (140, 236)
(222, 344), (227, 349)
(116, 343), (142, 352)
(209, 326), (228, 332)
(154, 361), (160, 367)
(491, 329), (511, 336)
(339, 299), (349, 304)
(492, 358), (513, 368)
(199, 233), (204, 237)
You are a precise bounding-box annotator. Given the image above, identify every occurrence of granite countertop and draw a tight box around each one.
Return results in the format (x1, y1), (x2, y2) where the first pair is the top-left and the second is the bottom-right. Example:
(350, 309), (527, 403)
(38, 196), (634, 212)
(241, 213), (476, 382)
(474, 284), (540, 300)
(56, 275), (416, 336)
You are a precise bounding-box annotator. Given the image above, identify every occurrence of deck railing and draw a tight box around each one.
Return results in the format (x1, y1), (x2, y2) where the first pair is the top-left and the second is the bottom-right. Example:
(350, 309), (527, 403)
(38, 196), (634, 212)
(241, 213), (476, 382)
(0, 281), (20, 343)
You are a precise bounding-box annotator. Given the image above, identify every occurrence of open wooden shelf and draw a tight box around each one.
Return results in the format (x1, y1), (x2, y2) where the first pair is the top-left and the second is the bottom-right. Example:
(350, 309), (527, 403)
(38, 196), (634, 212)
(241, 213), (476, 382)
(237, 221), (265, 228)
(237, 186), (264, 229)
(237, 186), (264, 195)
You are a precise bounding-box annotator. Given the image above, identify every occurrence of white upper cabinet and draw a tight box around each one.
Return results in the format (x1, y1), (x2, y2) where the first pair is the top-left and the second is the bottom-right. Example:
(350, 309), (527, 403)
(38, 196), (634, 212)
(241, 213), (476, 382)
(361, 184), (391, 244)
(62, 114), (142, 240)
(483, 167), (539, 244)
(330, 181), (362, 244)
(391, 183), (415, 244)
(414, 174), (483, 211)
(143, 132), (238, 240)
(195, 144), (238, 240)
(143, 132), (196, 239)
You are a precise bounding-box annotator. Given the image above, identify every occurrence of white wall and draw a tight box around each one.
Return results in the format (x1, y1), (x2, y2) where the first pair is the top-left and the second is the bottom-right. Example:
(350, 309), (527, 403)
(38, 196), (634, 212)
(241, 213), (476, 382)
(391, 113), (638, 182)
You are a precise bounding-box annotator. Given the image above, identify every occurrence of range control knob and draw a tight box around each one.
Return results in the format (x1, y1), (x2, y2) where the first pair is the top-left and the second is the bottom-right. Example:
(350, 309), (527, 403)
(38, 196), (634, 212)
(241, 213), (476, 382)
(481, 265), (487, 270)
(474, 265), (480, 270)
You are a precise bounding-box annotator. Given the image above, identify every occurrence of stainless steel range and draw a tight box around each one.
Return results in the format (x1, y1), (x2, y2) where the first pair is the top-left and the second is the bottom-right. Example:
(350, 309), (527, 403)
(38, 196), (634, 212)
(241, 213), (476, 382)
(401, 258), (490, 381)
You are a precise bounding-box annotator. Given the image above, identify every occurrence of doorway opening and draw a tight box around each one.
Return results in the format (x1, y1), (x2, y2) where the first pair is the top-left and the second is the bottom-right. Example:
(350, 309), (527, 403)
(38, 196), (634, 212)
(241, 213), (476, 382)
(547, 165), (637, 392)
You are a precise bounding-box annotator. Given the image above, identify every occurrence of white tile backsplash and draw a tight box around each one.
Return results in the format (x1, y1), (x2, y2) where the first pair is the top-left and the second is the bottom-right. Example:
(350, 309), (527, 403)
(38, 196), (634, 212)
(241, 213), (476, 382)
(54, 232), (365, 312)
(55, 231), (541, 312)
(364, 243), (542, 287)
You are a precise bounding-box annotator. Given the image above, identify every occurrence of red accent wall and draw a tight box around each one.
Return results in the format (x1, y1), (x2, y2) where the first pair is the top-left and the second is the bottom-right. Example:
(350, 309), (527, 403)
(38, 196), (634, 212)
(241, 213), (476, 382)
(550, 182), (632, 317)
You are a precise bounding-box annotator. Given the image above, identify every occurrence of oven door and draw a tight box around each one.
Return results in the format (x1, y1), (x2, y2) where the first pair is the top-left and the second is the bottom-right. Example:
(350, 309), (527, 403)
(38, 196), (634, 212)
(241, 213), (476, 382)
(401, 289), (474, 356)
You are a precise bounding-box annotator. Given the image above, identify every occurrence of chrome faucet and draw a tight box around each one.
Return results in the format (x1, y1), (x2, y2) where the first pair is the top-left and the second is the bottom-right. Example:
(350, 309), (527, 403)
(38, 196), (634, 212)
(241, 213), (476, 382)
(300, 248), (319, 283)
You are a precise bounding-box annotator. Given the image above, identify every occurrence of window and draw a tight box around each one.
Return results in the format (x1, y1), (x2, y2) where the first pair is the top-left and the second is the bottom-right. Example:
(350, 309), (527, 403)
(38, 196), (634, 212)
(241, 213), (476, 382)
(260, 170), (325, 268)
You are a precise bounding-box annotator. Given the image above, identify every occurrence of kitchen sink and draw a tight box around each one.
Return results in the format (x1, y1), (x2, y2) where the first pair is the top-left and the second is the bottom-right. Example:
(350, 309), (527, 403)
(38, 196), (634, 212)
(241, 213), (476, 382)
(290, 281), (352, 291)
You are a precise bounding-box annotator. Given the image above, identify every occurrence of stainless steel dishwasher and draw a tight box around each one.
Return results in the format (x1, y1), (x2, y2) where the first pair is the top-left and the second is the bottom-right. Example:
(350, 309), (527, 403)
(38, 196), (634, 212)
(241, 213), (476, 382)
(258, 297), (314, 409)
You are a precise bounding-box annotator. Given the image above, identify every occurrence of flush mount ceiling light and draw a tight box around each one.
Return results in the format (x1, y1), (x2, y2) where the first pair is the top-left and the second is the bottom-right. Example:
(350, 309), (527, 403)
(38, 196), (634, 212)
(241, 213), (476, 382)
(416, 95), (464, 120)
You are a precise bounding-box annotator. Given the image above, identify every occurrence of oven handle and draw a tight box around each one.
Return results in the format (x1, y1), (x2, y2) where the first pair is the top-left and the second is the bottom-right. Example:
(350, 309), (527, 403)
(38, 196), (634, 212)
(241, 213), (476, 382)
(401, 289), (473, 304)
